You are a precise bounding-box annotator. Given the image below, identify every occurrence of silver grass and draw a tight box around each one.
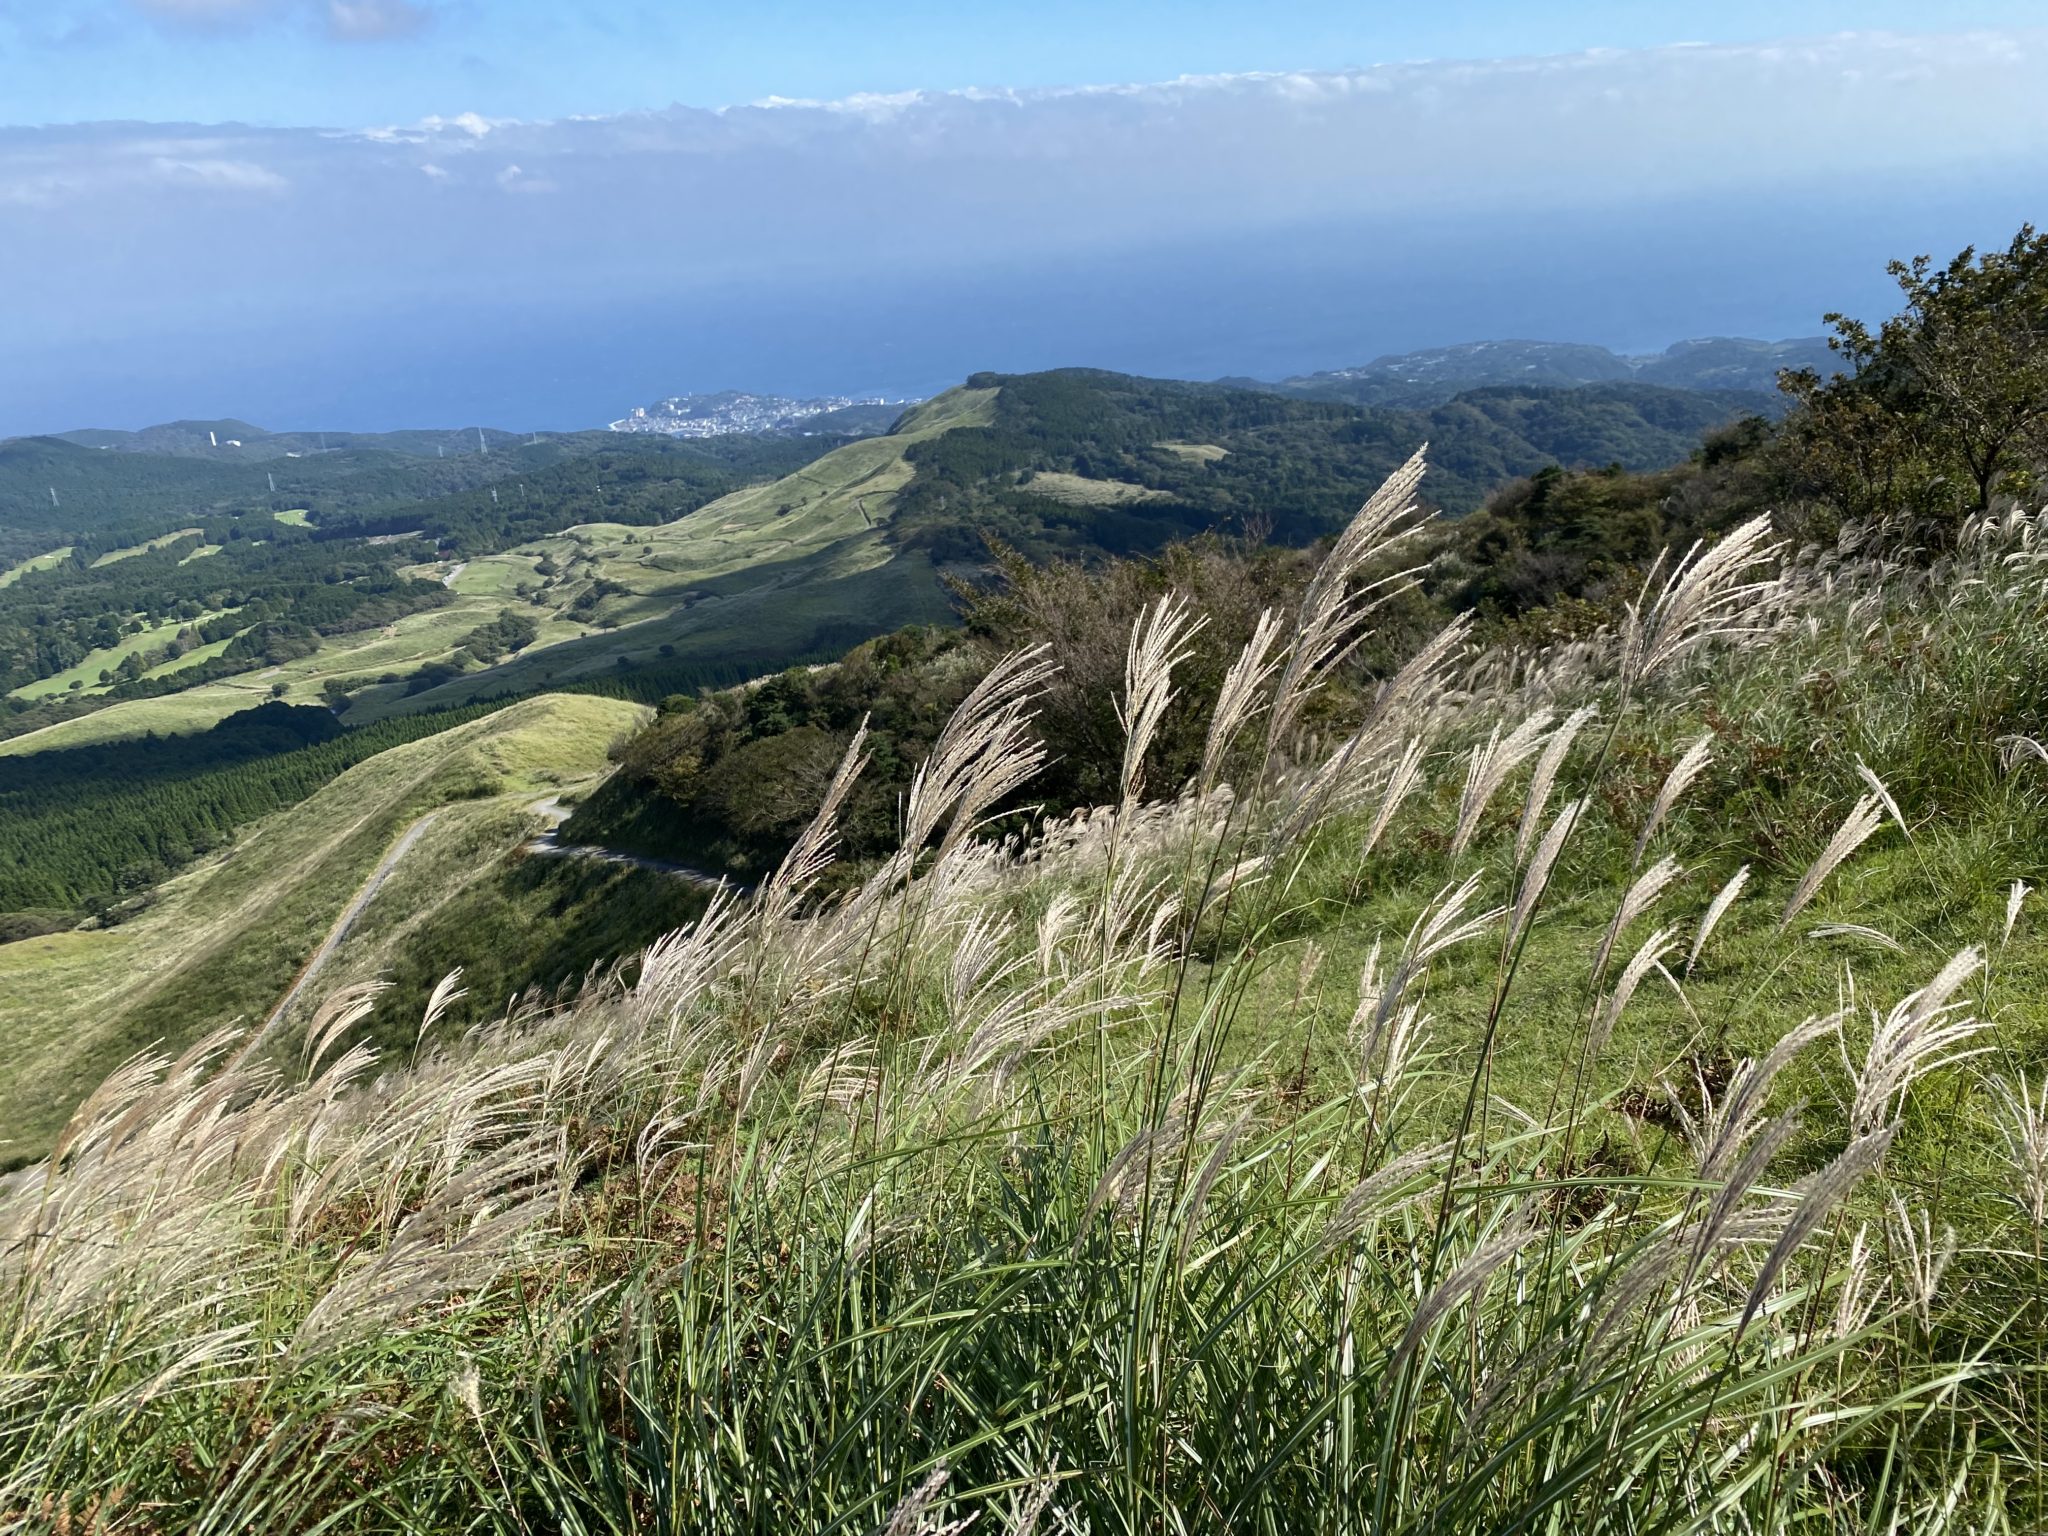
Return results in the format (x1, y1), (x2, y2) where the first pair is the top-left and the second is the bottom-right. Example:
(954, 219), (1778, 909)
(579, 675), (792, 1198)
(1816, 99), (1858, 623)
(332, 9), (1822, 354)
(879, 1461), (968, 1536)
(1321, 1140), (1450, 1254)
(1633, 732), (1715, 863)
(1515, 705), (1596, 864)
(1686, 864), (1751, 974)
(1175, 1108), (1252, 1264)
(1808, 923), (1907, 953)
(1738, 1126), (1895, 1336)
(1776, 794), (1887, 933)
(1990, 1073), (2048, 1228)
(1449, 709), (1555, 860)
(1593, 927), (1679, 1056)
(1592, 854), (1682, 983)
(1668, 1012), (1839, 1183)
(1890, 1195), (1957, 1333)
(414, 968), (468, 1056)
(1848, 948), (1989, 1136)
(1197, 607), (1285, 796)
(1620, 514), (1784, 690)
(1361, 872), (1499, 1045)
(1117, 594), (1206, 811)
(1855, 758), (1912, 843)
(301, 980), (391, 1078)
(1832, 1223), (1884, 1341)
(1362, 735), (1429, 860)
(1390, 1219), (1542, 1375)
(1266, 448), (1435, 755)
(756, 717), (872, 932)
(1997, 733), (2048, 771)
(1507, 798), (1585, 951)
(2005, 879), (2030, 944)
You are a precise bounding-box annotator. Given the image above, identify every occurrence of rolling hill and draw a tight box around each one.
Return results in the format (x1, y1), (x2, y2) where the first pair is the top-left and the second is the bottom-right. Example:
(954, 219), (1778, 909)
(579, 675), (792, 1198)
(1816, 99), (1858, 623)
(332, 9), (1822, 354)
(0, 692), (656, 1164)
(1240, 335), (1837, 408)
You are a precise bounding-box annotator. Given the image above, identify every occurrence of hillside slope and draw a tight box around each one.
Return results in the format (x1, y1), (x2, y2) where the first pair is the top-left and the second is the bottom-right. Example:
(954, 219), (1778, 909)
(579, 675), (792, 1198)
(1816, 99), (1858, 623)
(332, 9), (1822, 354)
(0, 692), (645, 1163)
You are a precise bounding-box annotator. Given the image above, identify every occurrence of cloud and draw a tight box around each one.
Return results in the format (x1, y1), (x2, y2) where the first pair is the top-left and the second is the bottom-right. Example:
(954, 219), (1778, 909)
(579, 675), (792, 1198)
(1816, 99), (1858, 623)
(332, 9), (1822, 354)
(129, 0), (277, 28)
(324, 0), (427, 41)
(125, 0), (431, 38)
(147, 154), (289, 191)
(3, 30), (2045, 427)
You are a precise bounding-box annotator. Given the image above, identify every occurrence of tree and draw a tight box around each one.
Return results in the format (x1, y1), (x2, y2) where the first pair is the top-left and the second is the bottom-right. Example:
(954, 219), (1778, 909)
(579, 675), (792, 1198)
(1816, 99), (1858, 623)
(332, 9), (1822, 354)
(1781, 226), (2048, 529)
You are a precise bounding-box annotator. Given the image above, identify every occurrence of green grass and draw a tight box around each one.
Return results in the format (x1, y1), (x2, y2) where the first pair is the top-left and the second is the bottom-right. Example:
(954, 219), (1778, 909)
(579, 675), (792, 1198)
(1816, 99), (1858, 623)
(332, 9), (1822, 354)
(0, 692), (645, 1162)
(272, 508), (315, 527)
(7, 606), (241, 700)
(87, 527), (203, 566)
(1023, 470), (1172, 505)
(0, 546), (72, 587)
(177, 542), (224, 565)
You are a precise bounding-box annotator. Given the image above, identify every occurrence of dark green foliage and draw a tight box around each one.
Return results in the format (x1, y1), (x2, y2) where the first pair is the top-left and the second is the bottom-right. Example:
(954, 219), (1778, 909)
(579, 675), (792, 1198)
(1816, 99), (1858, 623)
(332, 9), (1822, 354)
(1441, 416), (1780, 626)
(1777, 225), (2048, 531)
(890, 369), (1767, 566)
(461, 609), (541, 665)
(356, 854), (710, 1053)
(310, 436), (841, 557)
(0, 700), (501, 913)
(570, 537), (1417, 880)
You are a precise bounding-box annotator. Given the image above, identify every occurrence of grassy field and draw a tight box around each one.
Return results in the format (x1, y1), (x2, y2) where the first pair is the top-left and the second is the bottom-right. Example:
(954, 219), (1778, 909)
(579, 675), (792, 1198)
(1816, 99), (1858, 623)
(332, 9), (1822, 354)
(1024, 469), (1172, 505)
(7, 606), (241, 701)
(0, 692), (644, 1162)
(0, 546), (72, 587)
(176, 542), (223, 564)
(87, 528), (203, 566)
(272, 508), (315, 527)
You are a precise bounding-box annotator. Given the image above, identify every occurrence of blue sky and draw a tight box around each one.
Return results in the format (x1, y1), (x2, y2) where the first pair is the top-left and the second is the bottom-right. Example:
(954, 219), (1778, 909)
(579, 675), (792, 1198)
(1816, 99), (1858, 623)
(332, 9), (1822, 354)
(1, 7), (2044, 432)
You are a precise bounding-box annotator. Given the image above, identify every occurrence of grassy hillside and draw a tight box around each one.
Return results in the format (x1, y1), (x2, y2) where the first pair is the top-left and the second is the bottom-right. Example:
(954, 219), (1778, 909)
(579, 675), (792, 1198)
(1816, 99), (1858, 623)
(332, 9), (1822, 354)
(0, 692), (644, 1163)
(3, 372), (1758, 759)
(3, 473), (2043, 1526)
(343, 388), (997, 719)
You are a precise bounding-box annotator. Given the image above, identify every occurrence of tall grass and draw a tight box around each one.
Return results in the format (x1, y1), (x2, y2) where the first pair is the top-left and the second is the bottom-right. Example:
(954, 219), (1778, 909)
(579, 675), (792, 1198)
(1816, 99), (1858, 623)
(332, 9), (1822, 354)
(3, 467), (2045, 1532)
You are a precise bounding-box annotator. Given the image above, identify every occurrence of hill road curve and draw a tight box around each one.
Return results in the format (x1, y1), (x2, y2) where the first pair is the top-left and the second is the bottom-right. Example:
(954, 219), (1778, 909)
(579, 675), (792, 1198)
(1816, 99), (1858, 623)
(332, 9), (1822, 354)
(521, 795), (740, 889)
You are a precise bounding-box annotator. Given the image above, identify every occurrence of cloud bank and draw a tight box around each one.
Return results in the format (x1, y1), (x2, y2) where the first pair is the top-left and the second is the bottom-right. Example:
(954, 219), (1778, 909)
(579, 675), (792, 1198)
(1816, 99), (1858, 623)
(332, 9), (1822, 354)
(3, 32), (2043, 430)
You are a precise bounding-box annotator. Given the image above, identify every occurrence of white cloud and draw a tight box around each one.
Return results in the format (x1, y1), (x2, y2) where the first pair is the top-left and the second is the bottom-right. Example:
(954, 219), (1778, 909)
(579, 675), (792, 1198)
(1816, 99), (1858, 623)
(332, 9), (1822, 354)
(129, 0), (276, 26)
(126, 0), (431, 38)
(324, 0), (427, 42)
(147, 154), (289, 191)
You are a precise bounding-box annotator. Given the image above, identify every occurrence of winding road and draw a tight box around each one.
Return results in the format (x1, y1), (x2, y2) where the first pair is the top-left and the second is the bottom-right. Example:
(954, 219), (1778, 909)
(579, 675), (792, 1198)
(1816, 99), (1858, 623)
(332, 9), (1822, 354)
(521, 796), (735, 889)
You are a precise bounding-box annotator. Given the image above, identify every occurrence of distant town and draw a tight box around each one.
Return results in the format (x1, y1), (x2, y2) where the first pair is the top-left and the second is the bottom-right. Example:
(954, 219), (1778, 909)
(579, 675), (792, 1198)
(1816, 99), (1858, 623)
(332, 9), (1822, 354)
(608, 390), (917, 438)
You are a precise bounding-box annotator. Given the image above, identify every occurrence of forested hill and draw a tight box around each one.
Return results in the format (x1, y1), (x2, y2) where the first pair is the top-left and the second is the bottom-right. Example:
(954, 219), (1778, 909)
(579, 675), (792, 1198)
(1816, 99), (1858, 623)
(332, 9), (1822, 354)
(1235, 335), (1838, 407)
(0, 428), (843, 568)
(886, 368), (1768, 561)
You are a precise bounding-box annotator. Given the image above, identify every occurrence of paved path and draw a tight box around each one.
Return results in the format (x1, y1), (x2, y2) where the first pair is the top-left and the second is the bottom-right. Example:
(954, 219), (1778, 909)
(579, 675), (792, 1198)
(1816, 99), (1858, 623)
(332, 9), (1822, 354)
(258, 811), (440, 1037)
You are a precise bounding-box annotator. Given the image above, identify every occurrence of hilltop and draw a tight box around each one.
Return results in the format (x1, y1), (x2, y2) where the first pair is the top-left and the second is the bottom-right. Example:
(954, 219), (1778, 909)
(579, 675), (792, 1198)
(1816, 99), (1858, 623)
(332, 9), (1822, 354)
(1238, 334), (1837, 407)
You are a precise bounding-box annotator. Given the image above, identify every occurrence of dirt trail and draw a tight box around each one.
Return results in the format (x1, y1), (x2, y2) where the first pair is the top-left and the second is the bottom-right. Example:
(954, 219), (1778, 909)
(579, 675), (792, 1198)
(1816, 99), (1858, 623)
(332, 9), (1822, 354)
(523, 796), (735, 889)
(257, 811), (440, 1037)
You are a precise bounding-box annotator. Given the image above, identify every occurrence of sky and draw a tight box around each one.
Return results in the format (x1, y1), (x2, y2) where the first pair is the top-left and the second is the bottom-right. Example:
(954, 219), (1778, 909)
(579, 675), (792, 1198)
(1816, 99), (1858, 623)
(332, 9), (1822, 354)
(2, 4), (2045, 432)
